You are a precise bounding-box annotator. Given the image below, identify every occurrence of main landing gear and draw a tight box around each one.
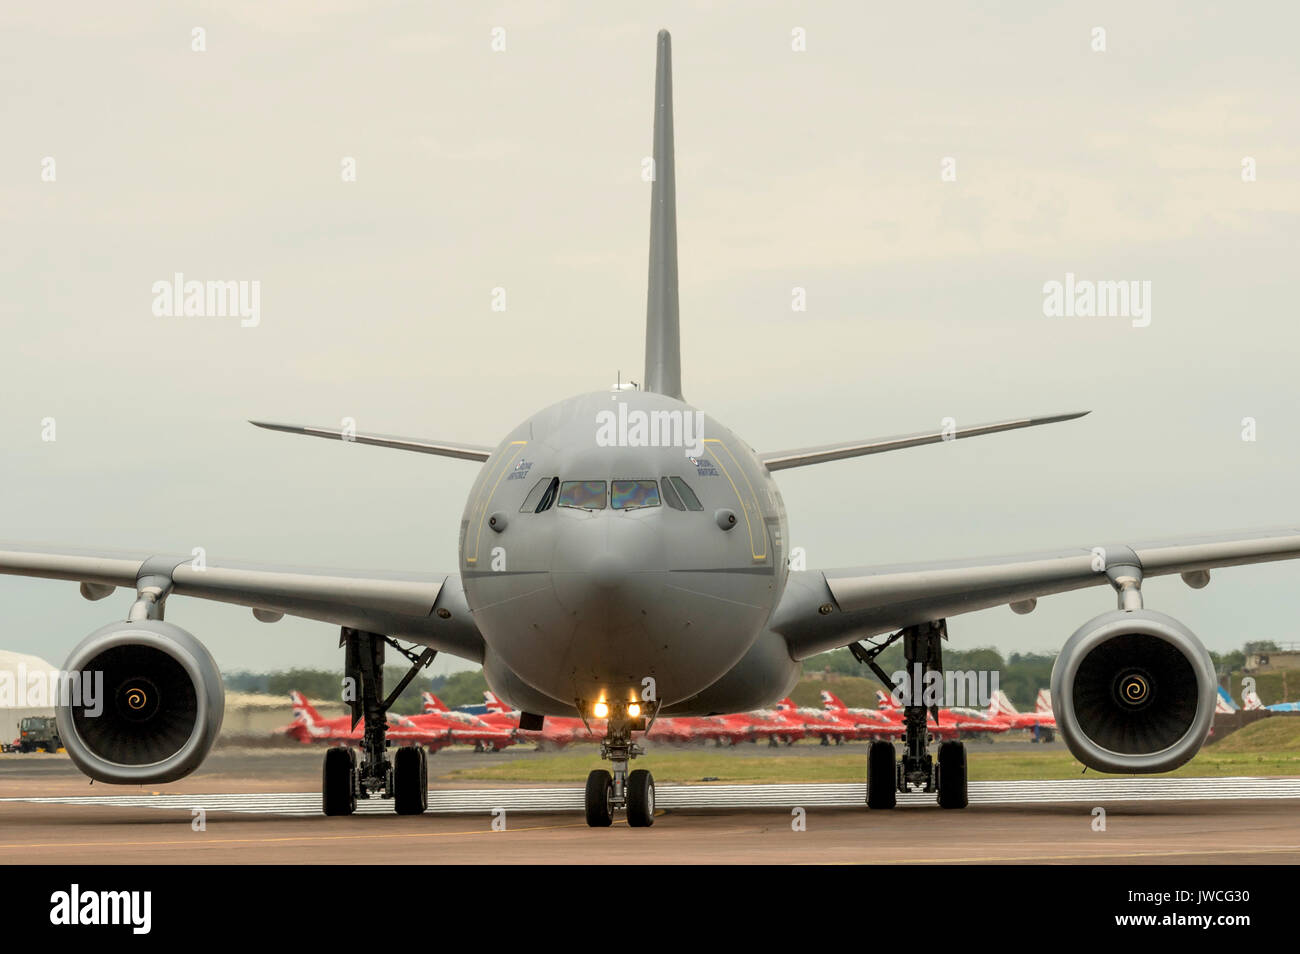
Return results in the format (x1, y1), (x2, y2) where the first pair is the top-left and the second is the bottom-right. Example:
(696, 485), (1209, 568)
(583, 701), (655, 827)
(853, 619), (969, 810)
(322, 628), (436, 816)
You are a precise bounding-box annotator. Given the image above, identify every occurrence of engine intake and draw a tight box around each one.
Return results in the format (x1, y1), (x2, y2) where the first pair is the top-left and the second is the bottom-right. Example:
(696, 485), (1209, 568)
(56, 621), (224, 784)
(1050, 609), (1215, 774)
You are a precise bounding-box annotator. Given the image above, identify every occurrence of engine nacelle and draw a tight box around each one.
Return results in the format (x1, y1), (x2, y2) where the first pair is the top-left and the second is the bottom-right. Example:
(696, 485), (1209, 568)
(1050, 609), (1215, 774)
(56, 620), (224, 784)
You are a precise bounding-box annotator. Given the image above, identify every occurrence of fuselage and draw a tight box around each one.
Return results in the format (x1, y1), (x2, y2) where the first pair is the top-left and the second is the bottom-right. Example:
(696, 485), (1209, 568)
(459, 389), (791, 716)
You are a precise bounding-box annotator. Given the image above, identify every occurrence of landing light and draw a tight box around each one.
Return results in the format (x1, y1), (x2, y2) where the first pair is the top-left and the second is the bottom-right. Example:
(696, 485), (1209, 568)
(628, 703), (641, 718)
(593, 701), (609, 719)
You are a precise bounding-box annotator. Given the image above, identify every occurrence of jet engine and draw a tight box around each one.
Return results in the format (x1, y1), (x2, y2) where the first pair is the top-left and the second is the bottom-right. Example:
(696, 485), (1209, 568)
(1050, 609), (1216, 774)
(56, 620), (224, 784)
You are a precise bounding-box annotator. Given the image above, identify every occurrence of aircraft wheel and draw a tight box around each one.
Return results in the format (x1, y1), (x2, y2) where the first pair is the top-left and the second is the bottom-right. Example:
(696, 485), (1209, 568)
(937, 741), (968, 809)
(626, 769), (655, 827)
(322, 746), (357, 816)
(394, 745), (428, 815)
(584, 769), (614, 827)
(866, 740), (897, 809)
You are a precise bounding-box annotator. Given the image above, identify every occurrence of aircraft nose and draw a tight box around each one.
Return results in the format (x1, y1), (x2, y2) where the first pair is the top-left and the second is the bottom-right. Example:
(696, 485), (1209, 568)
(550, 512), (662, 612)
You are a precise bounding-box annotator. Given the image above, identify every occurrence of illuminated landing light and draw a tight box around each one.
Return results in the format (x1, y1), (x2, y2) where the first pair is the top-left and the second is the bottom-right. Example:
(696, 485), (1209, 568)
(593, 701), (609, 719)
(628, 703), (641, 718)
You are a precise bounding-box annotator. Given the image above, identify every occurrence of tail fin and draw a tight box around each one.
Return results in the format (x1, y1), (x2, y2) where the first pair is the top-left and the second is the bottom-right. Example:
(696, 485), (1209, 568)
(483, 690), (510, 713)
(422, 692), (450, 713)
(1242, 686), (1265, 711)
(876, 689), (898, 711)
(1035, 689), (1053, 714)
(643, 30), (682, 400)
(290, 691), (322, 725)
(776, 697), (797, 711)
(1215, 687), (1238, 714)
(820, 690), (847, 711)
(996, 689), (1020, 715)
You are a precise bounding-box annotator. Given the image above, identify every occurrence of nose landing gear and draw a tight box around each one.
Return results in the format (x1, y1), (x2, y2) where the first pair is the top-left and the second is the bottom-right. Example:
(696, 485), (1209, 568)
(583, 701), (656, 827)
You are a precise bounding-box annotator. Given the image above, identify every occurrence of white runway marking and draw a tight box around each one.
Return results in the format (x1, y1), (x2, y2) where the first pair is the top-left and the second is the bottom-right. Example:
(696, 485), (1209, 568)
(5, 776), (1300, 816)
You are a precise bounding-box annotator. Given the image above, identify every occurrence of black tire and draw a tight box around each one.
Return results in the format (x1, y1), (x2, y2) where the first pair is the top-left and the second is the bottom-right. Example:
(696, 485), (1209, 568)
(626, 769), (655, 827)
(322, 747), (357, 816)
(937, 741), (968, 809)
(394, 745), (428, 815)
(866, 740), (897, 809)
(584, 769), (614, 827)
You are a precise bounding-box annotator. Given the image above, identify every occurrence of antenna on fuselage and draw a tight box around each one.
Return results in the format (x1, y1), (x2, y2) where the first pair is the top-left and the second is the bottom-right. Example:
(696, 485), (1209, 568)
(643, 29), (683, 401)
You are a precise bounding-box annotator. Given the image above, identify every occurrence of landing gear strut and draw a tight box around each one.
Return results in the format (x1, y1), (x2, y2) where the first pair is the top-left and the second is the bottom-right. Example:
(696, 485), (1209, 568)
(321, 628), (436, 816)
(853, 618), (968, 810)
(584, 701), (655, 827)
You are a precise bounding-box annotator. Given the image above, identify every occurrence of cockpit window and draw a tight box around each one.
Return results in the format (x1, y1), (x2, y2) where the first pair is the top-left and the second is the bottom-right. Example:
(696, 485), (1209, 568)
(520, 476), (559, 513)
(668, 476), (703, 511)
(611, 479), (661, 510)
(660, 477), (685, 510)
(558, 480), (607, 510)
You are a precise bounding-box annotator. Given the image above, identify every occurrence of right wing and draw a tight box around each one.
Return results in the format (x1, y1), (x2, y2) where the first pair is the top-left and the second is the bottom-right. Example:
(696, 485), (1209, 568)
(0, 544), (484, 662)
(772, 526), (1300, 659)
(249, 420), (493, 462)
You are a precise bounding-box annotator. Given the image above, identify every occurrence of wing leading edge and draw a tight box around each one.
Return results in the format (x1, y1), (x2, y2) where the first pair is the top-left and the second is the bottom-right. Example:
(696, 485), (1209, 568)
(0, 544), (484, 663)
(249, 420), (493, 462)
(757, 411), (1089, 471)
(772, 526), (1300, 659)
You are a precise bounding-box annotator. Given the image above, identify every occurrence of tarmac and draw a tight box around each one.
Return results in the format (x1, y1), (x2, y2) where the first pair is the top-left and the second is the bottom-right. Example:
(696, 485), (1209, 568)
(3, 747), (1299, 864)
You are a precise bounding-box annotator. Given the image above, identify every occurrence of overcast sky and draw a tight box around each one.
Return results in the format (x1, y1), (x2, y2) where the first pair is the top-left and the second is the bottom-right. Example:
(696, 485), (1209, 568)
(2, 2), (1298, 677)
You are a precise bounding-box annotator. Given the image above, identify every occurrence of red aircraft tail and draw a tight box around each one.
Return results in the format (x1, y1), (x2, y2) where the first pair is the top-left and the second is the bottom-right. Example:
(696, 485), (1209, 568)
(290, 690), (323, 725)
(875, 689), (899, 711)
(422, 691), (450, 713)
(820, 690), (847, 711)
(483, 690), (511, 713)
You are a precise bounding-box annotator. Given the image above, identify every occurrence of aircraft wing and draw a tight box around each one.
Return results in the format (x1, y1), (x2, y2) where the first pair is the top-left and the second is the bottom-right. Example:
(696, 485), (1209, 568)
(249, 420), (493, 462)
(757, 411), (1088, 471)
(0, 544), (484, 662)
(771, 526), (1300, 659)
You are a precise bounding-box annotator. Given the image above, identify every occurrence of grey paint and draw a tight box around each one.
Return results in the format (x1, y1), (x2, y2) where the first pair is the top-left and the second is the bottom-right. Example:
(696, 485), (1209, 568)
(2, 30), (1300, 743)
(643, 30), (682, 401)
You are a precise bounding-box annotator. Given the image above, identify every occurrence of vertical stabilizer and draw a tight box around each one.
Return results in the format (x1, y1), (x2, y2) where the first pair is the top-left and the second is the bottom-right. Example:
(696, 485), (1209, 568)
(644, 30), (683, 399)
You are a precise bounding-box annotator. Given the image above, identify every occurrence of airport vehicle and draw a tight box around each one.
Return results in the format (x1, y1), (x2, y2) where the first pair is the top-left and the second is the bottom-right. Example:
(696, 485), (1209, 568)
(5, 30), (1300, 826)
(13, 716), (61, 753)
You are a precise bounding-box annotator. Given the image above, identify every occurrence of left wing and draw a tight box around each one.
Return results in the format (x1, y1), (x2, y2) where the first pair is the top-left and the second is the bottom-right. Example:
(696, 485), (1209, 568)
(772, 526), (1300, 659)
(0, 544), (484, 662)
(757, 411), (1088, 471)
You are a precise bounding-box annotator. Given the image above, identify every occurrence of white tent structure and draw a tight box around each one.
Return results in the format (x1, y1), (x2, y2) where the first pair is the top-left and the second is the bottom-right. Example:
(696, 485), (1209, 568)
(0, 650), (61, 743)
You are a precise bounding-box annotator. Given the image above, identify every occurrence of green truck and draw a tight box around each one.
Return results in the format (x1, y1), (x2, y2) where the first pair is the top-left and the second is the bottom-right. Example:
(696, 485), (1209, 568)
(11, 716), (62, 753)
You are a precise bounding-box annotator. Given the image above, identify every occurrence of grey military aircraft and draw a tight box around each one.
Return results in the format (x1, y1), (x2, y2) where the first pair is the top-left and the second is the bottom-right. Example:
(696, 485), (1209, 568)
(5, 31), (1300, 827)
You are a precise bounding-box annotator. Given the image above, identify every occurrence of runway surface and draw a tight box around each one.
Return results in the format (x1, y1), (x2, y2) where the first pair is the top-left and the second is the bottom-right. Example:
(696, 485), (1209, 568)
(3, 772), (1300, 864)
(6, 776), (1300, 816)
